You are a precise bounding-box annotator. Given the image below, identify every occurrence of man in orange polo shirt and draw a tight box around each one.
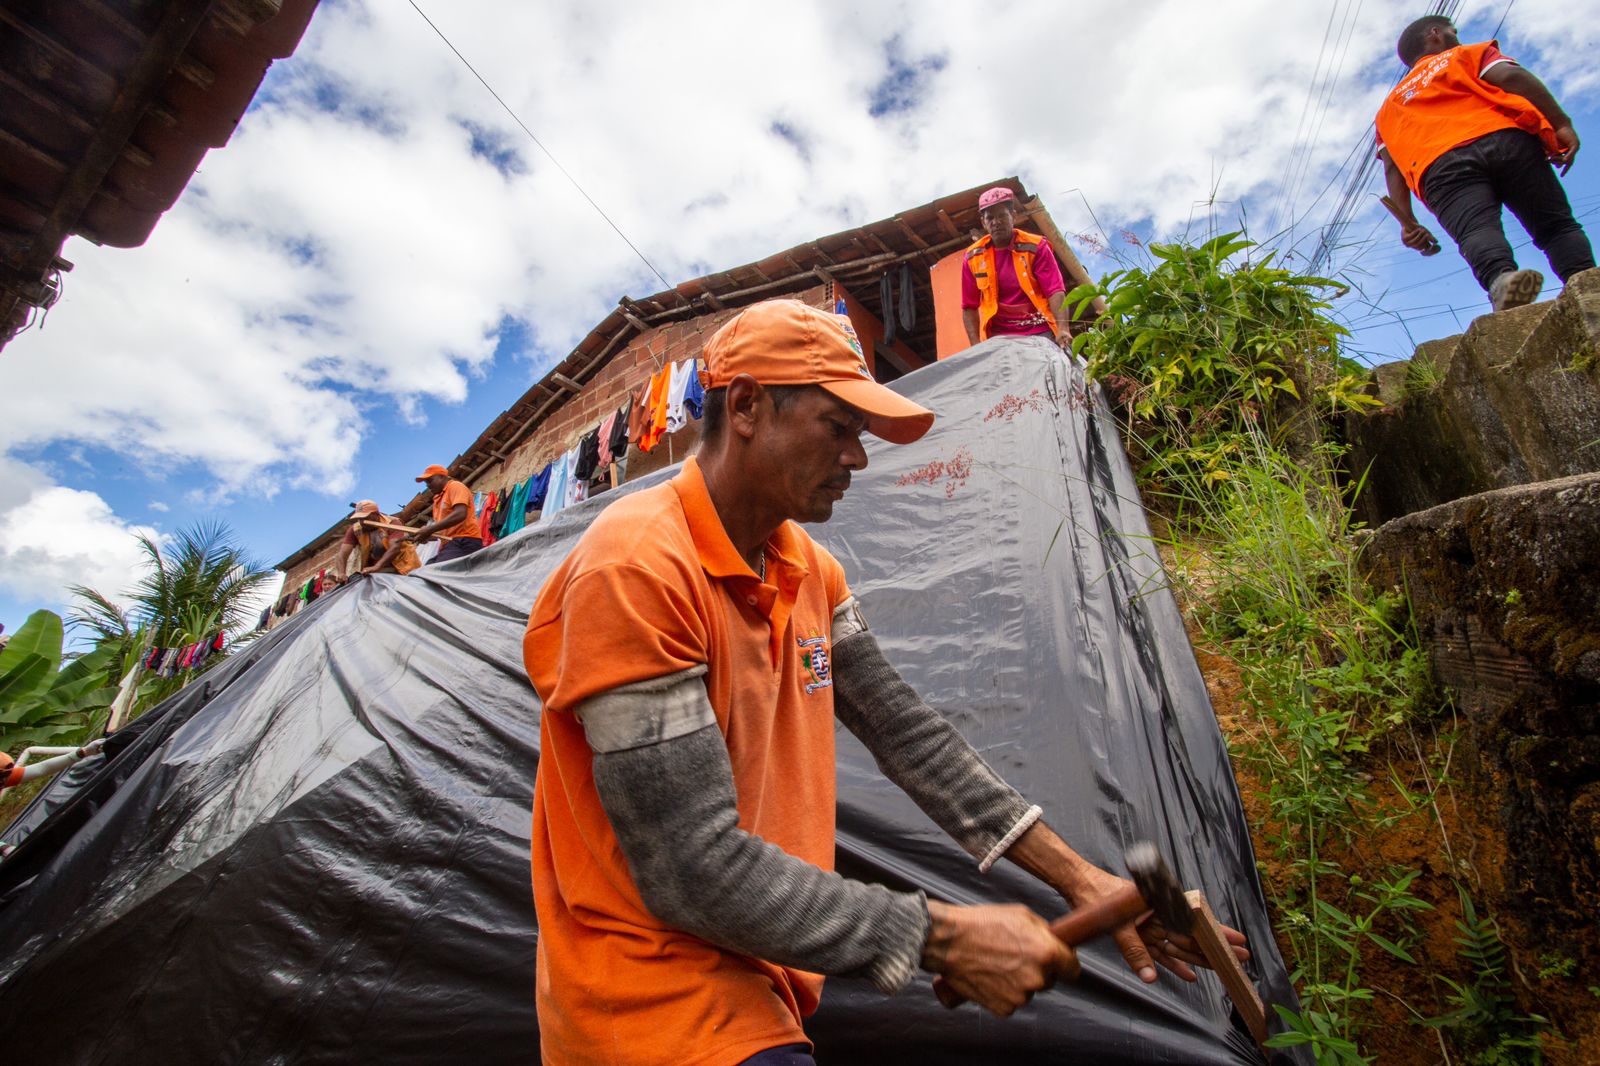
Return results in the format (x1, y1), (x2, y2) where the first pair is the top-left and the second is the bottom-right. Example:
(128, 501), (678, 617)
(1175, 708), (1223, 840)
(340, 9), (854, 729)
(407, 464), (483, 564)
(524, 300), (1244, 1066)
(1376, 15), (1592, 311)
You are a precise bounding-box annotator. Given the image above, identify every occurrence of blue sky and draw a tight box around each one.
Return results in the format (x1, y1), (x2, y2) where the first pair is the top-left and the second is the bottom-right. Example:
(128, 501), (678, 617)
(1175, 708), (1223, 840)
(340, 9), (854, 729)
(2, 0), (1598, 638)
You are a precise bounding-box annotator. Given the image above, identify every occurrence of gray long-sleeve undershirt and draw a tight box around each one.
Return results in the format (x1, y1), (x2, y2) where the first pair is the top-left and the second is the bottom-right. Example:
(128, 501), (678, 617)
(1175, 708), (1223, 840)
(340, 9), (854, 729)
(582, 598), (1039, 994)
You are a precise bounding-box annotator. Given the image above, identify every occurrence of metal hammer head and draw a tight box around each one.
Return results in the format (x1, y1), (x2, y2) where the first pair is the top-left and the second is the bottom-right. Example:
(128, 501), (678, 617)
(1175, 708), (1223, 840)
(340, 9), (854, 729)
(1125, 842), (1193, 936)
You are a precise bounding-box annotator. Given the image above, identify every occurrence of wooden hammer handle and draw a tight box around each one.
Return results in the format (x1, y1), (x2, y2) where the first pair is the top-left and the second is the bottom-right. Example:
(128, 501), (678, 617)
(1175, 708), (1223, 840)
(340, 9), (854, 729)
(933, 885), (1149, 1009)
(1047, 883), (1147, 943)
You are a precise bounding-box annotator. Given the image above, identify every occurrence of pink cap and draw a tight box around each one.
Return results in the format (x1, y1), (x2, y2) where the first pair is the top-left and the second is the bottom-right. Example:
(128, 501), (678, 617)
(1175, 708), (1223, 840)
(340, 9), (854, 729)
(978, 186), (1017, 211)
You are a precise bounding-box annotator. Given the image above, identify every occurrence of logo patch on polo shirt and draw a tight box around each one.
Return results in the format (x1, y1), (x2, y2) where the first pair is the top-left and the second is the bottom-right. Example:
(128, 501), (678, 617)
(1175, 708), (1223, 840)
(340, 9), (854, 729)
(796, 634), (832, 694)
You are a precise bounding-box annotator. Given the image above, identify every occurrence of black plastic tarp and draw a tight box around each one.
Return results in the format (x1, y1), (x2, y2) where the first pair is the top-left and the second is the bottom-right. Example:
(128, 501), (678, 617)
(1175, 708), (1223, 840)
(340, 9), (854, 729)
(0, 336), (1301, 1063)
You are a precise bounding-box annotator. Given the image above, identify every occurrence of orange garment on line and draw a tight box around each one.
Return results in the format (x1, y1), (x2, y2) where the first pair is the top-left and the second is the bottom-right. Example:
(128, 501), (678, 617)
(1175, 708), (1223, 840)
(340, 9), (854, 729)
(626, 382), (648, 445)
(1375, 41), (1559, 200)
(964, 229), (1061, 341)
(637, 364), (673, 452)
(430, 478), (480, 540)
(524, 455), (850, 1066)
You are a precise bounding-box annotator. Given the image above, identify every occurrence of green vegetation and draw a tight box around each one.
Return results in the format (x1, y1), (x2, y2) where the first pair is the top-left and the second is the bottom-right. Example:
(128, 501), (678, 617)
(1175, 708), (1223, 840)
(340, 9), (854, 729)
(1403, 352), (1446, 399)
(1074, 232), (1549, 1062)
(1066, 232), (1377, 486)
(68, 521), (273, 727)
(1425, 890), (1548, 1064)
(0, 610), (118, 755)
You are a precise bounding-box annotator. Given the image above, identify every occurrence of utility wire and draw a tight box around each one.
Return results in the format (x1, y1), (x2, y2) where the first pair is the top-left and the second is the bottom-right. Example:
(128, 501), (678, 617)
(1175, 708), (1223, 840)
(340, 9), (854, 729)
(1304, 0), (1461, 275)
(405, 0), (673, 291)
(1490, 0), (1515, 40)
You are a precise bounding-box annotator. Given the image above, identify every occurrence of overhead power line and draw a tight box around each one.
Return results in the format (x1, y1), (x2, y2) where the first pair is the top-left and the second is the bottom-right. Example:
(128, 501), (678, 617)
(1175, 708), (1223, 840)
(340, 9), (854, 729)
(1304, 0), (1463, 276)
(405, 0), (673, 291)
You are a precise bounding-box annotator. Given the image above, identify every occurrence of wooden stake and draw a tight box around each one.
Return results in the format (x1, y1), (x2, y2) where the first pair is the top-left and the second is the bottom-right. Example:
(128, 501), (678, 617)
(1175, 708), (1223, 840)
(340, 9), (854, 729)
(354, 518), (421, 535)
(1185, 890), (1270, 1057)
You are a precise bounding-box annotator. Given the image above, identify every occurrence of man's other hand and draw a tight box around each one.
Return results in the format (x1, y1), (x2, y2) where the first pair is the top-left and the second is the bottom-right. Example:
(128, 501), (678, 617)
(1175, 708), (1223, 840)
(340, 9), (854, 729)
(1401, 220), (1438, 252)
(1063, 861), (1250, 984)
(1553, 126), (1580, 175)
(922, 900), (1078, 1016)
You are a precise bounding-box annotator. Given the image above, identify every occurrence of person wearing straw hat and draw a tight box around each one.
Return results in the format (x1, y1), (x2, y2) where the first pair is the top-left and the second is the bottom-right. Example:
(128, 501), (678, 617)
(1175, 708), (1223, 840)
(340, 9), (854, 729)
(342, 500), (421, 578)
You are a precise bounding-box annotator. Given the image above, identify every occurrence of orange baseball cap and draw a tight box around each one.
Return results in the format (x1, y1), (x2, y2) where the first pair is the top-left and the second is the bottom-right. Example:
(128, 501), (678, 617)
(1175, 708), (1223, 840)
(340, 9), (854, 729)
(701, 299), (934, 444)
(349, 499), (379, 518)
(415, 464), (450, 482)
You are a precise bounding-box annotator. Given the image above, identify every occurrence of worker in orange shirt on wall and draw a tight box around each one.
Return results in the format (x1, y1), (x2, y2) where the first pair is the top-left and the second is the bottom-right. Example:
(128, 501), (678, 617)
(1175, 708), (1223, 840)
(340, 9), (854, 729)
(406, 464), (484, 564)
(961, 186), (1072, 349)
(1376, 15), (1592, 312)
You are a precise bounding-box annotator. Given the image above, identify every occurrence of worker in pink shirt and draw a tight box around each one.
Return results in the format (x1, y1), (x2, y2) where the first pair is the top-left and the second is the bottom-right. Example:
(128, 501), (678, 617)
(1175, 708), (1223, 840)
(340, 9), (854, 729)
(961, 187), (1071, 349)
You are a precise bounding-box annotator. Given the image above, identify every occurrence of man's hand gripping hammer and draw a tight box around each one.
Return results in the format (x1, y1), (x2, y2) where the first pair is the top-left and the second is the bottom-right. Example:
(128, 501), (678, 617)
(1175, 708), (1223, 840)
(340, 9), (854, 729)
(931, 842), (1189, 1009)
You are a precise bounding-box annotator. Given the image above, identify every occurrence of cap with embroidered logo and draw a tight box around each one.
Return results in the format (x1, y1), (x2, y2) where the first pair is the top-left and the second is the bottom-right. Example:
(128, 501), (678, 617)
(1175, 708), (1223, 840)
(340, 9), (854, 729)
(701, 299), (935, 445)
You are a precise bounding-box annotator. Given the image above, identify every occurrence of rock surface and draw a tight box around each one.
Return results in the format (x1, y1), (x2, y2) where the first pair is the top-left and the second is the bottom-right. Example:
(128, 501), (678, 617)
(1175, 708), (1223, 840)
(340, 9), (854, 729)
(1346, 268), (1600, 527)
(1361, 474), (1600, 945)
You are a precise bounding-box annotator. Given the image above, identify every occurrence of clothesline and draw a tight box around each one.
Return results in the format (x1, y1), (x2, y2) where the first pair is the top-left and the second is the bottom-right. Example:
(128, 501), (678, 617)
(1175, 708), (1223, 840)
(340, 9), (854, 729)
(476, 356), (707, 541)
(141, 631), (226, 678)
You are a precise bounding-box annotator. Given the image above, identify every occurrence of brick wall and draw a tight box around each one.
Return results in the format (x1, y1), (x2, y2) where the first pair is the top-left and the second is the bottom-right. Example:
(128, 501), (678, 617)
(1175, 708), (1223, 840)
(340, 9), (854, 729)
(470, 284), (826, 492)
(275, 284), (831, 605)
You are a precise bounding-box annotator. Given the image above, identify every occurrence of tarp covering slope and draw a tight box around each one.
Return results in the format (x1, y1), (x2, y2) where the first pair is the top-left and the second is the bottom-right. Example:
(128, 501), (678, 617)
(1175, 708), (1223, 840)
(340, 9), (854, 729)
(0, 336), (1300, 1063)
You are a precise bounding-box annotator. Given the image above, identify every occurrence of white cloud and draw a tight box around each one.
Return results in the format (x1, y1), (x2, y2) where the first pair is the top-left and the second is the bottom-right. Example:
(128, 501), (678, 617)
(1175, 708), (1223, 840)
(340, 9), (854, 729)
(0, 460), (162, 611)
(148, 501), (170, 513)
(2, 0), (1598, 612)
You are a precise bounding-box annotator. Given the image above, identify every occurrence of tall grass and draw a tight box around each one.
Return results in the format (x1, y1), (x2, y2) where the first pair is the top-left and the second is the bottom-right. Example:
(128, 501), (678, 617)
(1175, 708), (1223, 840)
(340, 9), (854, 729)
(1152, 428), (1443, 1061)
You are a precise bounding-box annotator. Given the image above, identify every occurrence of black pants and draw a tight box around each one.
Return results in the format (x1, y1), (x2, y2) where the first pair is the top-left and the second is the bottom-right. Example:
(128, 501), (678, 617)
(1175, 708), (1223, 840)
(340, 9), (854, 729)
(430, 536), (483, 564)
(1420, 128), (1594, 292)
(738, 1046), (814, 1065)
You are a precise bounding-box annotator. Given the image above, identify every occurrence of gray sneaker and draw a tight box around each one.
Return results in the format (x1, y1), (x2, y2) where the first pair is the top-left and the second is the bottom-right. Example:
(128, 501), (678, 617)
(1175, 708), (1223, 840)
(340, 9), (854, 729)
(1488, 269), (1544, 312)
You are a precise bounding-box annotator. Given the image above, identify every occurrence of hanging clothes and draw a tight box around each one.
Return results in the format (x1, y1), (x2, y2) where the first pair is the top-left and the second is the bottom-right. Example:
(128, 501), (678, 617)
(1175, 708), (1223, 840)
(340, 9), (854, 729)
(666, 359), (694, 433)
(897, 261), (916, 332)
(683, 358), (706, 421)
(607, 399), (631, 465)
(479, 491), (499, 547)
(880, 269), (897, 345)
(638, 366), (672, 452)
(488, 485), (511, 539)
(503, 477), (530, 537)
(627, 382), (649, 446)
(526, 463), (552, 515)
(574, 426), (602, 481)
(543, 450), (571, 521)
(597, 410), (619, 470)
(565, 446), (588, 510)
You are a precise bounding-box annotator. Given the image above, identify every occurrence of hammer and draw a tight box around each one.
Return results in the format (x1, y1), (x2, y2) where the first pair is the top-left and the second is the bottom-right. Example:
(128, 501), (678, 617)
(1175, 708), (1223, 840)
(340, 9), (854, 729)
(932, 842), (1191, 1009)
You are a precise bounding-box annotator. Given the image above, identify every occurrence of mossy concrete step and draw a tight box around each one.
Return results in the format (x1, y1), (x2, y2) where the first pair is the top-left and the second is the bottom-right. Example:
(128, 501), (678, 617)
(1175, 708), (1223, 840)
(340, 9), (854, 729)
(1346, 267), (1600, 526)
(1361, 473), (1600, 949)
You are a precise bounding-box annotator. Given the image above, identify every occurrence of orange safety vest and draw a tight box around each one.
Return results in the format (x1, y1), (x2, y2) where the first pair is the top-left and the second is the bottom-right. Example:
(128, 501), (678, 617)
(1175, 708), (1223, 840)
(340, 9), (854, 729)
(1376, 41), (1559, 200)
(965, 229), (1060, 341)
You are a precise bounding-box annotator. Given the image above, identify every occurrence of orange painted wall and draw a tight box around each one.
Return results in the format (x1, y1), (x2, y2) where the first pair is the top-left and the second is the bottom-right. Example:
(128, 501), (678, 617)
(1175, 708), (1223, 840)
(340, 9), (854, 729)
(835, 284), (928, 377)
(931, 250), (969, 360)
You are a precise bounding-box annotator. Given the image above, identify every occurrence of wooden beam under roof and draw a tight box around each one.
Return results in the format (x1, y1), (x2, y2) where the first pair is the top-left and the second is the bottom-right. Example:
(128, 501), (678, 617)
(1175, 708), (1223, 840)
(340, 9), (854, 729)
(3, 0), (216, 316)
(0, 9), (120, 93)
(0, 70), (95, 134)
(894, 217), (929, 248)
